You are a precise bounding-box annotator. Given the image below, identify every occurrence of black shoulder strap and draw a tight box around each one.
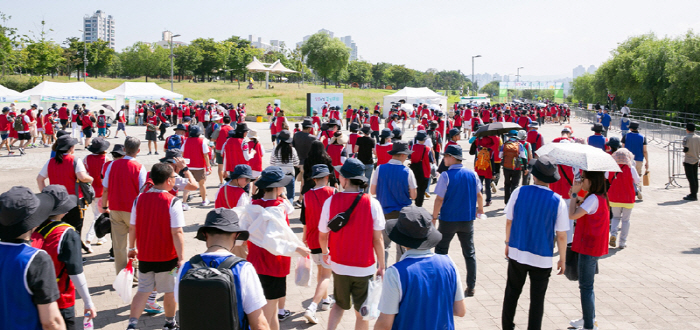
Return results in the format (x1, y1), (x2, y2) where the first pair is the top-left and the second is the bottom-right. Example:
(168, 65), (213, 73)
(188, 254), (208, 269)
(217, 255), (245, 270)
(344, 192), (365, 218)
(559, 165), (572, 186)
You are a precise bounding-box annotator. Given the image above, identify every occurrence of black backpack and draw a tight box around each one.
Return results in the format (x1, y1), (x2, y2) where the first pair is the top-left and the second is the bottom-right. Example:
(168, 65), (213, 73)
(179, 255), (246, 330)
(97, 116), (105, 127)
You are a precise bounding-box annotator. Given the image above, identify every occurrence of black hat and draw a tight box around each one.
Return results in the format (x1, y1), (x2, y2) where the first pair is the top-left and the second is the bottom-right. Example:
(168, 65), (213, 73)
(328, 119), (341, 127)
(87, 137), (110, 154)
(448, 128), (460, 138)
(302, 119), (314, 128)
(255, 166), (294, 188)
(196, 208), (249, 242)
(386, 205), (442, 250)
(606, 137), (621, 149)
(0, 186), (55, 241)
(392, 127), (402, 138)
(591, 123), (605, 132)
(444, 144), (464, 160)
(174, 124), (187, 131)
(229, 164), (254, 180)
(530, 155), (561, 184)
(415, 130), (428, 141)
(687, 122), (696, 132)
(55, 135), (78, 152)
(379, 128), (393, 139)
(235, 123), (250, 133)
(189, 125), (202, 137)
(42, 185), (78, 216)
(360, 124), (372, 135)
(629, 121), (639, 130)
(310, 164), (331, 179)
(183, 116), (192, 122)
(429, 121), (438, 128)
(335, 158), (368, 182)
(277, 130), (293, 143)
(111, 144), (126, 157)
(160, 149), (183, 163)
(387, 141), (413, 155)
(350, 122), (360, 132)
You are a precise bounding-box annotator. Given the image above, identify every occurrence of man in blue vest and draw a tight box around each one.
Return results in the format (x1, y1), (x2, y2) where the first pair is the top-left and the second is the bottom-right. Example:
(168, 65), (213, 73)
(375, 205), (466, 330)
(0, 186), (65, 330)
(598, 109), (612, 137)
(371, 141), (418, 266)
(587, 123), (607, 150)
(502, 155), (569, 330)
(432, 144), (484, 297)
(621, 121), (648, 199)
(620, 113), (631, 138)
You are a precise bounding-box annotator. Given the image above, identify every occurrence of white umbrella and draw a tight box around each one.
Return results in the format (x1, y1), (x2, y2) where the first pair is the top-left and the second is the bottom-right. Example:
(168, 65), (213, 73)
(208, 98), (217, 104)
(535, 143), (621, 172)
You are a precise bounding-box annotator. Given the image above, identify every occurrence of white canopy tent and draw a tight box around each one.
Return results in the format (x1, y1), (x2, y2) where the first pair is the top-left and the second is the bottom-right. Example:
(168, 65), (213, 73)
(22, 81), (115, 112)
(246, 57), (298, 89)
(105, 82), (183, 124)
(0, 84), (30, 105)
(382, 87), (448, 118)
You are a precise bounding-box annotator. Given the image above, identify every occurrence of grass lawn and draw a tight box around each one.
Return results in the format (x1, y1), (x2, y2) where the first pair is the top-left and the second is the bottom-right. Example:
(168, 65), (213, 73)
(37, 76), (396, 116)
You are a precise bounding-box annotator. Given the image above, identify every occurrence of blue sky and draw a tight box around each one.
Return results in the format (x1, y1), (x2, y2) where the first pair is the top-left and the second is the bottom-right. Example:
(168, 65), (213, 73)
(4, 0), (700, 79)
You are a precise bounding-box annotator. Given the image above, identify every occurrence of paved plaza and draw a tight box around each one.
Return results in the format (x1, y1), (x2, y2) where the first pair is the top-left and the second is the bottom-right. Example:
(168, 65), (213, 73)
(2, 115), (700, 330)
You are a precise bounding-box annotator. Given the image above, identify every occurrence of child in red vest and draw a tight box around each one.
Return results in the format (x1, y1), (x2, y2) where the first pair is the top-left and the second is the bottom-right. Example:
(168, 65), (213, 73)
(215, 164), (253, 209)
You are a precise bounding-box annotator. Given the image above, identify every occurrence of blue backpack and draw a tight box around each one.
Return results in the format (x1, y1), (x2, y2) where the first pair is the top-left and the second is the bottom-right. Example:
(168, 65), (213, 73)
(167, 135), (183, 150)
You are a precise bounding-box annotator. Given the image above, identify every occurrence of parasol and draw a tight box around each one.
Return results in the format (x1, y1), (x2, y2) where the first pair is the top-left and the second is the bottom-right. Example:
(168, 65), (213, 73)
(535, 143), (621, 172)
(474, 122), (524, 137)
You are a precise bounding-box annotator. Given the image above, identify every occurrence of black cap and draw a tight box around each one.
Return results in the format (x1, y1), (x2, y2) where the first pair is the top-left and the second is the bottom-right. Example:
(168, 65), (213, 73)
(42, 185), (78, 216)
(444, 144), (464, 160)
(350, 122), (360, 132)
(160, 149), (183, 163)
(415, 130), (428, 141)
(335, 158), (368, 182)
(360, 124), (372, 135)
(277, 130), (293, 143)
(530, 155), (561, 184)
(255, 166), (294, 188)
(448, 128), (460, 138)
(606, 137), (621, 149)
(111, 144), (126, 157)
(196, 208), (249, 241)
(379, 128), (393, 139)
(0, 186), (55, 241)
(87, 137), (110, 154)
(174, 124), (187, 131)
(386, 205), (442, 250)
(189, 125), (202, 137)
(310, 164), (331, 179)
(387, 141), (413, 155)
(229, 164), (254, 180)
(591, 123), (605, 132)
(55, 135), (78, 152)
(302, 119), (314, 128)
(235, 123), (250, 133)
(629, 121), (639, 130)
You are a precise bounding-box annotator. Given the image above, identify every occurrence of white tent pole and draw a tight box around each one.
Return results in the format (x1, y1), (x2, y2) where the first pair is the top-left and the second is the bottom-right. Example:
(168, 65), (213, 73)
(266, 71), (269, 90)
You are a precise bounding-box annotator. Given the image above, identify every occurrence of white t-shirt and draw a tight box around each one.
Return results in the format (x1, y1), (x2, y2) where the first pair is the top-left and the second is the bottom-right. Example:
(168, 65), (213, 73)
(318, 192), (385, 277)
(174, 251), (267, 314)
(504, 185), (570, 268)
(129, 188), (185, 228)
(102, 156), (148, 188)
(180, 138), (211, 170)
(39, 155), (86, 178)
(370, 159), (418, 189)
(213, 184), (251, 208)
(579, 194), (599, 215)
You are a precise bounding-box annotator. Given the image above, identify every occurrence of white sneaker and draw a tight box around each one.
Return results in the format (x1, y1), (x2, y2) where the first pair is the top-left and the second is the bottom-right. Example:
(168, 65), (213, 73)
(569, 318), (597, 329)
(201, 199), (210, 207)
(96, 238), (107, 246)
(182, 203), (190, 211)
(303, 308), (318, 324)
(320, 296), (335, 311)
(491, 182), (497, 193)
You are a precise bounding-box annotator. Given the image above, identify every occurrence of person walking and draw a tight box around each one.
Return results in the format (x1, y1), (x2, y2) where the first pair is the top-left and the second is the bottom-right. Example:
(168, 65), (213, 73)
(682, 123), (700, 201)
(410, 131), (434, 207)
(599, 109), (611, 137)
(376, 128), (394, 166)
(621, 121), (648, 199)
(293, 119), (318, 178)
(115, 105), (127, 139)
(620, 114), (631, 138)
(301, 140), (338, 195)
(499, 130), (528, 204)
(502, 155), (569, 330)
(375, 205), (466, 330)
(214, 116), (235, 185)
(318, 158), (386, 330)
(145, 109), (160, 155)
(181, 125), (212, 206)
(355, 124), (376, 190)
(588, 123), (607, 151)
(567, 171), (610, 330)
(270, 130), (300, 204)
(83, 138), (110, 246)
(608, 148), (640, 249)
(517, 130), (533, 186)
(222, 123), (255, 181)
(102, 136), (147, 274)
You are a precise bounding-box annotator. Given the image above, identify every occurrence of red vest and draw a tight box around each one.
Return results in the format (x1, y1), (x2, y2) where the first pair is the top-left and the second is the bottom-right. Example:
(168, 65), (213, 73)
(82, 115), (93, 129)
(327, 144), (344, 177)
(84, 154), (106, 198)
(248, 140), (263, 171)
(320, 130), (333, 147)
(135, 191), (178, 262)
(304, 187), (335, 250)
(410, 144), (431, 178)
(59, 107), (68, 120)
(550, 165), (574, 199)
(376, 144), (393, 166)
(48, 154), (81, 198)
(247, 198), (291, 277)
(328, 193), (375, 267)
(608, 164), (635, 204)
(223, 137), (249, 172)
(275, 116), (285, 133)
(572, 194), (610, 257)
(348, 133), (359, 152)
(31, 221), (76, 309)
(215, 185), (246, 208)
(370, 116), (380, 131)
(215, 125), (233, 151)
(107, 158), (143, 212)
(182, 136), (208, 169)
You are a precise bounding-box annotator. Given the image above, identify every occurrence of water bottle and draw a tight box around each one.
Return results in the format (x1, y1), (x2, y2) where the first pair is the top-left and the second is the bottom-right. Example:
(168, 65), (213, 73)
(83, 312), (94, 330)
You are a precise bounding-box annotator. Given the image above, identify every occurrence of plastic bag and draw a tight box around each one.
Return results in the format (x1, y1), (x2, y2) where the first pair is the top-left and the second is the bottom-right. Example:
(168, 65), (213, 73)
(113, 259), (134, 303)
(360, 276), (383, 320)
(294, 255), (313, 287)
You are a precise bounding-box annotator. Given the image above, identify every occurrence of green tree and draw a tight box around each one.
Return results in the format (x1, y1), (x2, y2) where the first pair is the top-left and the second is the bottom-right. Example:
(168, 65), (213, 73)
(173, 44), (202, 82)
(222, 36), (256, 87)
(301, 33), (350, 88)
(0, 12), (20, 77)
(372, 62), (391, 88)
(346, 60), (372, 86)
(120, 42), (168, 81)
(62, 37), (83, 80)
(190, 38), (225, 81)
(387, 64), (414, 88)
(23, 21), (64, 79)
(480, 80), (500, 97)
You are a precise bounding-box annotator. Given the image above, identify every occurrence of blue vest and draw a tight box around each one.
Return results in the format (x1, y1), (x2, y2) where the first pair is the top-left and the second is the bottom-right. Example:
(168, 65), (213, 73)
(601, 114), (611, 127)
(376, 163), (412, 213)
(588, 134), (606, 151)
(625, 132), (645, 161)
(392, 254), (457, 330)
(620, 118), (630, 131)
(440, 166), (478, 222)
(0, 242), (44, 330)
(179, 255), (249, 329)
(509, 186), (561, 257)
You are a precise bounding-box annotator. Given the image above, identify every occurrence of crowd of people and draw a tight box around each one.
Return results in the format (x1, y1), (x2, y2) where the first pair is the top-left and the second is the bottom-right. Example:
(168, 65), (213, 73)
(1, 98), (698, 330)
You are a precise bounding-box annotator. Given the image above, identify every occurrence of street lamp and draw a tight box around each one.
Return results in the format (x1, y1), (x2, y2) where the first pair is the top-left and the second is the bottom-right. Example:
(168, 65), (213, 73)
(516, 67), (524, 100)
(471, 55), (481, 96)
(170, 34), (181, 92)
(78, 30), (88, 82)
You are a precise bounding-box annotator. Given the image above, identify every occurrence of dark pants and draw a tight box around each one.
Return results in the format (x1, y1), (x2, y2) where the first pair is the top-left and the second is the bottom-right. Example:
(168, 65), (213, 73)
(522, 167), (531, 186)
(434, 221), (476, 289)
(60, 306), (76, 330)
(502, 259), (551, 330)
(158, 123), (166, 140)
(371, 131), (379, 144)
(415, 176), (429, 207)
(503, 168), (522, 204)
(684, 162), (698, 197)
(479, 176), (492, 202)
(492, 162), (501, 185)
(63, 205), (84, 235)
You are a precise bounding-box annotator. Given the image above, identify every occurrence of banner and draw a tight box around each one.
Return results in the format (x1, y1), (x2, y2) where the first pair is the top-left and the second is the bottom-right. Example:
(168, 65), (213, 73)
(306, 93), (343, 116)
(498, 82), (565, 103)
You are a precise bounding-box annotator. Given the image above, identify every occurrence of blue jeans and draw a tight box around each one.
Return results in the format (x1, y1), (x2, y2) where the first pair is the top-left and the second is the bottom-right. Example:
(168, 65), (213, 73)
(578, 254), (599, 329)
(285, 175), (295, 203)
(363, 164), (374, 193)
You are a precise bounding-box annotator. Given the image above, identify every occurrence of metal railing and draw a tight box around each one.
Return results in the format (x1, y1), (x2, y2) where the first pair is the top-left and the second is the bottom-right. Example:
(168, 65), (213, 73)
(667, 140), (685, 189)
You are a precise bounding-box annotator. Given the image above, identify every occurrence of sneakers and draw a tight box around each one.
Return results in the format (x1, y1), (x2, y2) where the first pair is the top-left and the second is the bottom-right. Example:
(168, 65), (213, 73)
(154, 152), (159, 155)
(569, 318), (598, 329)
(683, 194), (698, 201)
(491, 182), (497, 193)
(304, 308), (318, 324)
(424, 192), (431, 198)
(145, 300), (164, 314)
(609, 236), (617, 248)
(182, 203), (190, 211)
(201, 199), (210, 207)
(147, 152), (152, 155)
(95, 237), (106, 246)
(278, 309), (291, 321)
(18, 148), (25, 155)
(320, 296), (335, 311)
(465, 288), (475, 297)
(126, 324), (138, 330)
(636, 191), (643, 200)
(162, 321), (179, 330)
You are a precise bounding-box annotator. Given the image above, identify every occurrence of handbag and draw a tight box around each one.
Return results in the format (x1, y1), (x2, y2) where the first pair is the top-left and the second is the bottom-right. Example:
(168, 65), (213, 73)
(643, 170), (650, 186)
(94, 212), (111, 238)
(328, 192), (364, 232)
(75, 161), (95, 205)
(564, 245), (579, 281)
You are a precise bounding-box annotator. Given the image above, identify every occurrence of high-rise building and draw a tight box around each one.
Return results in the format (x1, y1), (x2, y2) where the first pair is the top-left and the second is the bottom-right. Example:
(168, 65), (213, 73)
(83, 10), (115, 49)
(154, 31), (188, 48)
(248, 35), (282, 52)
(587, 65), (597, 74)
(297, 29), (358, 62)
(573, 65), (586, 78)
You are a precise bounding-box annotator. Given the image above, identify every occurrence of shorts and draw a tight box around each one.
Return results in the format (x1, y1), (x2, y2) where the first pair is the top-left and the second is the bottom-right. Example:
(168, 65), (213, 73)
(98, 128), (106, 136)
(190, 169), (206, 182)
(0, 132), (7, 141)
(83, 128), (93, 138)
(271, 134), (277, 143)
(18, 132), (30, 141)
(215, 150), (223, 164)
(117, 122), (126, 131)
(37, 128), (44, 133)
(145, 130), (157, 141)
(60, 119), (68, 127)
(311, 253), (331, 269)
(258, 274), (286, 300)
(137, 270), (176, 293)
(333, 273), (372, 311)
